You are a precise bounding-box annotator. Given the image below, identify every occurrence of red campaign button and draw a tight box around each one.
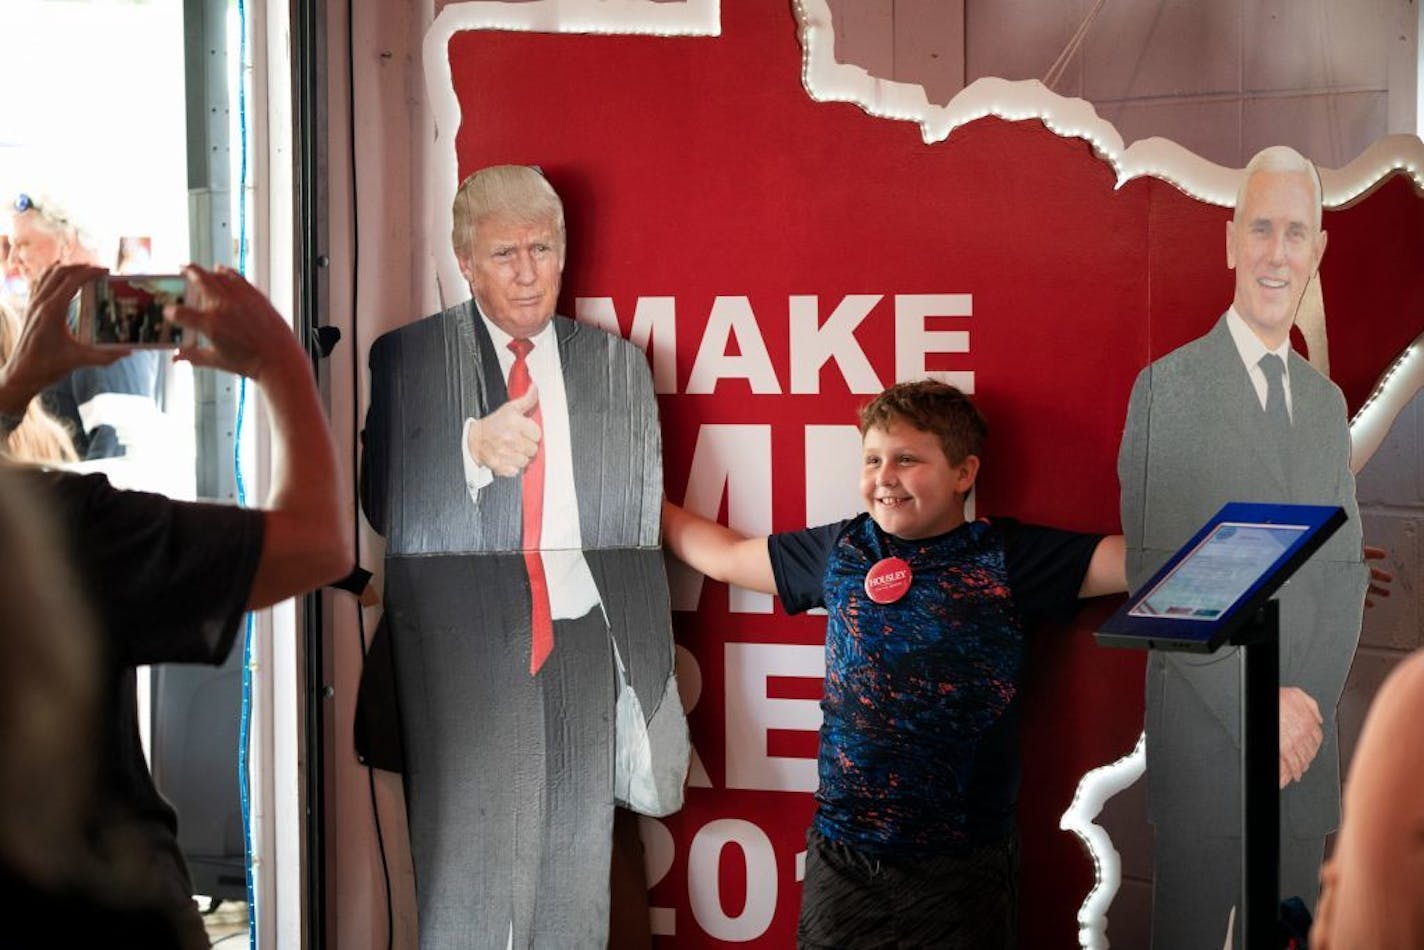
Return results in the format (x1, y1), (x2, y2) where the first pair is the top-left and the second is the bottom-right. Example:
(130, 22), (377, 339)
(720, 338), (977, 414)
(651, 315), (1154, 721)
(864, 557), (912, 604)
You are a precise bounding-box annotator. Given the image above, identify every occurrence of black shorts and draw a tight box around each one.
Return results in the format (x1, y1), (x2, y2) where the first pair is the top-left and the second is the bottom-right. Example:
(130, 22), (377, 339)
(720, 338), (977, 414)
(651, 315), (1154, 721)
(796, 827), (1019, 950)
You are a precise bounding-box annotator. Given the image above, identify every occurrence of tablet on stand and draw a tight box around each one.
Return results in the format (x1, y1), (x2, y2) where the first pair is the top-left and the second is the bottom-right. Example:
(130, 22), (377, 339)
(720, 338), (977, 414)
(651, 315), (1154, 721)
(1097, 502), (1346, 948)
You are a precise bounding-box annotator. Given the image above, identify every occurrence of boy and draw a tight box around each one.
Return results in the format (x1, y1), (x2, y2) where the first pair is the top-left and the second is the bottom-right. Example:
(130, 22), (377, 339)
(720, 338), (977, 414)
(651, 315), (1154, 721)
(662, 380), (1125, 949)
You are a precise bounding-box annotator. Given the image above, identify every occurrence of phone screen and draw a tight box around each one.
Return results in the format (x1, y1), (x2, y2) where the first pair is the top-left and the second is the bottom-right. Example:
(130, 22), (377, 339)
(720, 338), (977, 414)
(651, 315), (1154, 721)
(83, 274), (187, 347)
(1128, 522), (1308, 620)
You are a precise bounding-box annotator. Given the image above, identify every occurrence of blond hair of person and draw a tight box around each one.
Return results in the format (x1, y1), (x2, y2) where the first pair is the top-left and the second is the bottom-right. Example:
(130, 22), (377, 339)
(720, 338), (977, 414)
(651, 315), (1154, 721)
(0, 299), (77, 463)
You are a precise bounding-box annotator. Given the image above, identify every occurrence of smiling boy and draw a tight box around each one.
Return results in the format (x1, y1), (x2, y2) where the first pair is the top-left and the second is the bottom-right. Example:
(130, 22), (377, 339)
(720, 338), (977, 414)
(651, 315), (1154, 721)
(662, 380), (1124, 949)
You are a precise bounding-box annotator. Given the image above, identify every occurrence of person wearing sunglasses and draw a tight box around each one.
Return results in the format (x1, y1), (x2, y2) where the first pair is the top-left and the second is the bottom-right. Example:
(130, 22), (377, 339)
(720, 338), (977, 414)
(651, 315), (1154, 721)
(8, 193), (100, 284)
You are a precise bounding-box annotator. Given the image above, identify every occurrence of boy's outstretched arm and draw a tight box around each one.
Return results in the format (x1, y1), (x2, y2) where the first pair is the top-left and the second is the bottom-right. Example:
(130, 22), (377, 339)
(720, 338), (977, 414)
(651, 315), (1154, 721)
(1079, 534), (1127, 598)
(662, 499), (777, 595)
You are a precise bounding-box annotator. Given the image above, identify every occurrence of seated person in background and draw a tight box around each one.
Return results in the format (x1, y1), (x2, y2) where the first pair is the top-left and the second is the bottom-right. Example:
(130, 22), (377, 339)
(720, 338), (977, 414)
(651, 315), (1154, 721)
(662, 380), (1126, 950)
(8, 193), (163, 460)
(1310, 650), (1424, 949)
(0, 298), (76, 462)
(0, 262), (352, 948)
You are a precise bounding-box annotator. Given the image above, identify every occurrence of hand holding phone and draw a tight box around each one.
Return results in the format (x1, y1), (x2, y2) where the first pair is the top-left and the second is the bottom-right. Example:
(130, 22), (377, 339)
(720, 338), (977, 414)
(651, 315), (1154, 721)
(0, 264), (126, 416)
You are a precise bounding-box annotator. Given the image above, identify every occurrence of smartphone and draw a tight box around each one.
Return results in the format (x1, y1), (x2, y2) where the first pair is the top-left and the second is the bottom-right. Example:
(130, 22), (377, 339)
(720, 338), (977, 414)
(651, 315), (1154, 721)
(77, 273), (188, 347)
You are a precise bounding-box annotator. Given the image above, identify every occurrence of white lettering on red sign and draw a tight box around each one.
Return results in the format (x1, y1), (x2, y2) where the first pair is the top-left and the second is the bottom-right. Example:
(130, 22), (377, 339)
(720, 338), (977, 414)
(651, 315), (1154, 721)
(789, 294), (883, 393)
(688, 819), (779, 941)
(574, 293), (973, 394)
(896, 293), (974, 392)
(687, 296), (782, 394)
(725, 642), (823, 792)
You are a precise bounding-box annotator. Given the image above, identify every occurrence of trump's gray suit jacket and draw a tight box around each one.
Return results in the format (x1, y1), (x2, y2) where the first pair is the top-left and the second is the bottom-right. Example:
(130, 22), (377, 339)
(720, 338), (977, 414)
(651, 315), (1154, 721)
(1119, 314), (1366, 838)
(356, 300), (686, 946)
(356, 300), (682, 791)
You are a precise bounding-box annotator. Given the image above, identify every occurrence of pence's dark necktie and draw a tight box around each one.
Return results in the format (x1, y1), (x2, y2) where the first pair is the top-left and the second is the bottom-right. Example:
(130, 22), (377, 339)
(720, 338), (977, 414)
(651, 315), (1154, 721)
(1259, 353), (1290, 433)
(507, 338), (553, 675)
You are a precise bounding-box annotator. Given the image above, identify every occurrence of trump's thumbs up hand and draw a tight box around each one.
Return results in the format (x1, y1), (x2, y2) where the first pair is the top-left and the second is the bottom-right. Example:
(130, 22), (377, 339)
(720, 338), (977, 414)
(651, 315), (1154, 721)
(467, 384), (542, 477)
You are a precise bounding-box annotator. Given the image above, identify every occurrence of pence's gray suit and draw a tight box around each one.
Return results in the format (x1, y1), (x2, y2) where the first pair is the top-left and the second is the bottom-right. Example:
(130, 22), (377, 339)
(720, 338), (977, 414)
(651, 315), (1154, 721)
(359, 300), (685, 948)
(1118, 315), (1366, 948)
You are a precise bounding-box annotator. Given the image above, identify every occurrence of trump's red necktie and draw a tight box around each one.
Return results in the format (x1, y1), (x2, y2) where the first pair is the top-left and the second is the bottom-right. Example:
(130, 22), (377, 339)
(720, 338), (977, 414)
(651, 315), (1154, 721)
(507, 338), (553, 675)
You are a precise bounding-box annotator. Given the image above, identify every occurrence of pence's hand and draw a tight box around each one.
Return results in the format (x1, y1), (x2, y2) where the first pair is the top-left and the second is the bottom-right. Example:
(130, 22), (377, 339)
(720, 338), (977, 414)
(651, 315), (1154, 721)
(1279, 686), (1324, 789)
(1363, 545), (1393, 608)
(467, 386), (541, 477)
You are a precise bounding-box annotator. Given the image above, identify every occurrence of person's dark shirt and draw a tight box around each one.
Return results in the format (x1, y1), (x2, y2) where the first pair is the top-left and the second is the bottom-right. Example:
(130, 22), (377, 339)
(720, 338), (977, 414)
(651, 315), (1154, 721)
(769, 514), (1100, 855)
(0, 864), (184, 947)
(21, 469), (263, 901)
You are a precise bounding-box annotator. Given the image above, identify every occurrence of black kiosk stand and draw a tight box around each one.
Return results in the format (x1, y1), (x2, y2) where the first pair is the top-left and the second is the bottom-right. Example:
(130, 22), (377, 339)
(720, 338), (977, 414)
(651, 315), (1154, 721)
(1097, 503), (1346, 948)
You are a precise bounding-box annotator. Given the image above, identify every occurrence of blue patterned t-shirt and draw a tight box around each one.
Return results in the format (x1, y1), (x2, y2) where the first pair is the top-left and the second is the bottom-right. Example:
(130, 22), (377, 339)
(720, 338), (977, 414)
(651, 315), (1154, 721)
(769, 514), (1100, 856)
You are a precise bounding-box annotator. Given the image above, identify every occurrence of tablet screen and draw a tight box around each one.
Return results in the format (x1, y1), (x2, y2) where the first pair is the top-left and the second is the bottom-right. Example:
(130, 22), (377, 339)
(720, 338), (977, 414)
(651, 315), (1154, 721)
(1128, 522), (1308, 621)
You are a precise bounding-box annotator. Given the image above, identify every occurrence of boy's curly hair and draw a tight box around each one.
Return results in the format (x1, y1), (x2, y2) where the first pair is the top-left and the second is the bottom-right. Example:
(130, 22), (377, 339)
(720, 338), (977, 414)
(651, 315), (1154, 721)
(857, 380), (987, 464)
